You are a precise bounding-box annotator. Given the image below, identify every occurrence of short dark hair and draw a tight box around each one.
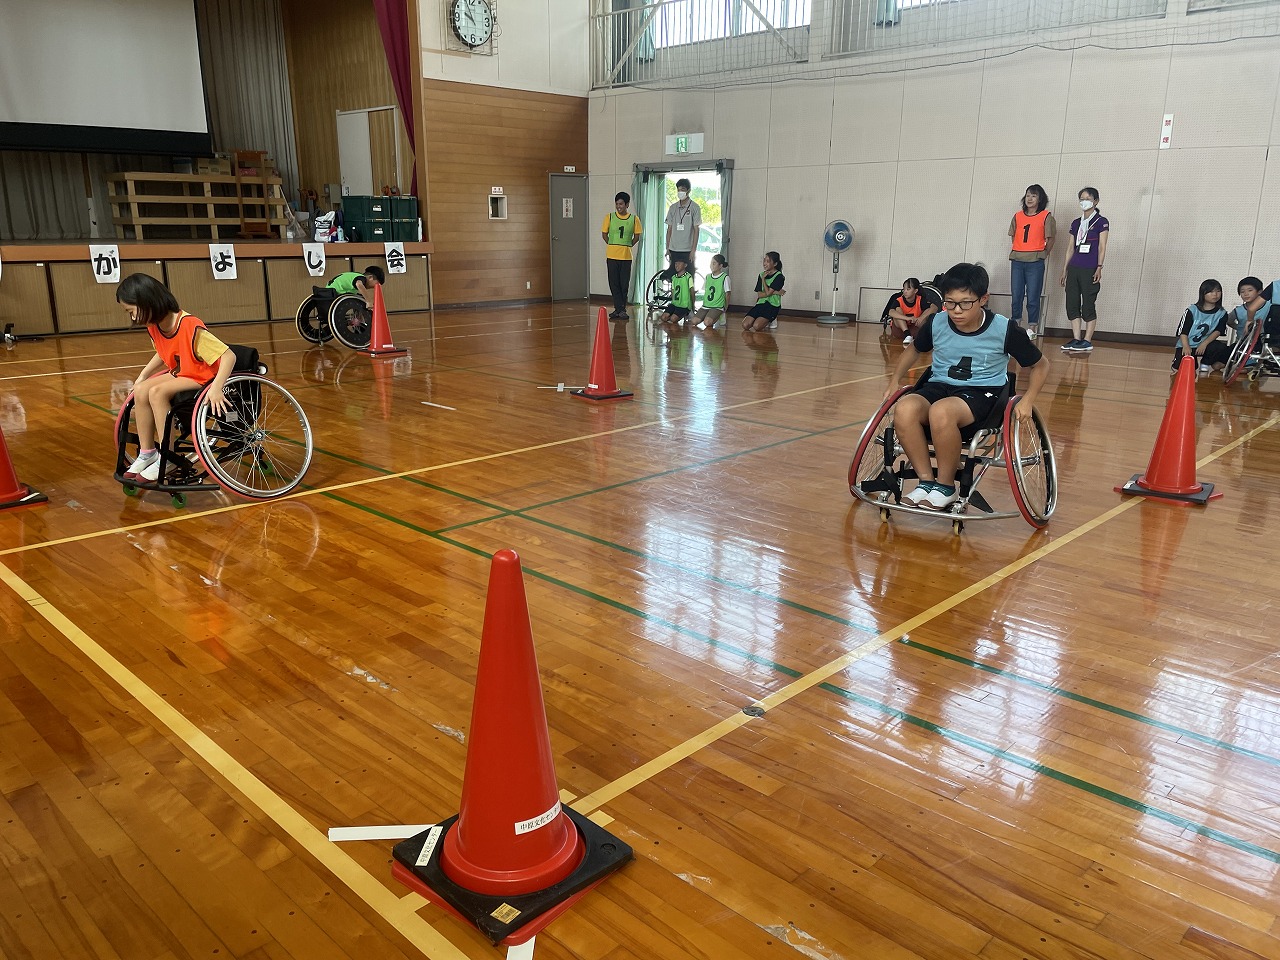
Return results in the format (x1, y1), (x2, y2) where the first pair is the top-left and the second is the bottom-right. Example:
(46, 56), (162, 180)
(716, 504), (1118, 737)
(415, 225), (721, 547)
(675, 178), (691, 191)
(1023, 184), (1049, 213)
(673, 257), (688, 269)
(1079, 186), (1100, 204)
(765, 251), (783, 270)
(116, 273), (179, 326)
(364, 265), (386, 284)
(615, 191), (630, 204)
(902, 277), (920, 291)
(1239, 276), (1263, 294)
(938, 262), (990, 299)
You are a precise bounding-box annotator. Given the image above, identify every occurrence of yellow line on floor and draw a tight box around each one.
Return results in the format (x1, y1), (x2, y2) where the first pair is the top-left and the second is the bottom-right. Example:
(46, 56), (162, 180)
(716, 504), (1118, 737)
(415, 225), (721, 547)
(0, 561), (470, 960)
(572, 412), (1280, 816)
(0, 372), (886, 558)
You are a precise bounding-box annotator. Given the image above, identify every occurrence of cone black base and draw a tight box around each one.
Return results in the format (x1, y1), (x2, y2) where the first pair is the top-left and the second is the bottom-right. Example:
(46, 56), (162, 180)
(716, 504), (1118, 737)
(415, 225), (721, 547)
(1115, 474), (1221, 504)
(363, 347), (408, 357)
(570, 387), (633, 402)
(0, 485), (48, 511)
(392, 807), (632, 945)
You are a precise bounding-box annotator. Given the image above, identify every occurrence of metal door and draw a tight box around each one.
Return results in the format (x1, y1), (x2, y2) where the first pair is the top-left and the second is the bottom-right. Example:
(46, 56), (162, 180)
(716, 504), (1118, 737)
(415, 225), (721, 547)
(549, 174), (589, 300)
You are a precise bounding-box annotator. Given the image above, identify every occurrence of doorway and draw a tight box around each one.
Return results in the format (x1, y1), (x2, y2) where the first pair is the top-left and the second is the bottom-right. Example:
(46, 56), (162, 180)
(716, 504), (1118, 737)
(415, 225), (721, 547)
(631, 160), (733, 304)
(336, 106), (406, 197)
(550, 174), (590, 301)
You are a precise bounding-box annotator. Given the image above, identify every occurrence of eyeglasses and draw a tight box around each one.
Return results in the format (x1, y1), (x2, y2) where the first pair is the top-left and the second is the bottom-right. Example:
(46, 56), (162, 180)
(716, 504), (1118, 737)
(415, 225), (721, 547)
(942, 298), (980, 311)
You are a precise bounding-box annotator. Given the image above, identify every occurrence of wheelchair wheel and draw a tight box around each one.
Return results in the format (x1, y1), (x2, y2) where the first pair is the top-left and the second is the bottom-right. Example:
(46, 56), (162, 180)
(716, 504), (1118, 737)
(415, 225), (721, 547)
(295, 295), (334, 344)
(192, 374), (313, 499)
(644, 271), (673, 317)
(1223, 321), (1262, 385)
(1002, 399), (1057, 528)
(849, 387), (909, 497)
(329, 294), (373, 350)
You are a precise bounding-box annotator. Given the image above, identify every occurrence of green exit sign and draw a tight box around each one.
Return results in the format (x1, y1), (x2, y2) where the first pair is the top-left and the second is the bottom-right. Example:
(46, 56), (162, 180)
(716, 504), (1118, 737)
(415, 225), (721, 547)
(675, 135), (689, 154)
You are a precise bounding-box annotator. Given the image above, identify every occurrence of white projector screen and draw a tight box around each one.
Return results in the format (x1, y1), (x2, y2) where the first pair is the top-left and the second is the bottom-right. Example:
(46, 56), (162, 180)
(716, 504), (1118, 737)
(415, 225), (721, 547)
(0, 0), (212, 154)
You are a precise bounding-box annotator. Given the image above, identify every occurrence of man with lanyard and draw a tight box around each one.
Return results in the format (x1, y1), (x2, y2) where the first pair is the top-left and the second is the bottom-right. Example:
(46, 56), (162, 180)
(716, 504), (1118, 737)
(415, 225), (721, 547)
(601, 191), (641, 319)
(664, 177), (701, 277)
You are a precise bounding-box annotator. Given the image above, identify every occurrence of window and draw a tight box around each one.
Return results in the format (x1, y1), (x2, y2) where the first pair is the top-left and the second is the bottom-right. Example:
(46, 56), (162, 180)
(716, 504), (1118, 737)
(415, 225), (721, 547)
(652, 0), (811, 49)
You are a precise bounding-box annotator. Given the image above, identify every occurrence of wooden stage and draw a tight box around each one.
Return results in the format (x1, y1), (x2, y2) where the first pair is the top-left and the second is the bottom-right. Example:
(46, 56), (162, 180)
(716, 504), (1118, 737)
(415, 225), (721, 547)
(1, 305), (1278, 959)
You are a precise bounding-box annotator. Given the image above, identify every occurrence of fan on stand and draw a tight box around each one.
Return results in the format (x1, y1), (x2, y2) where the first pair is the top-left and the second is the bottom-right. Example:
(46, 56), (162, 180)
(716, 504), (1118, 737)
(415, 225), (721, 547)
(817, 220), (854, 325)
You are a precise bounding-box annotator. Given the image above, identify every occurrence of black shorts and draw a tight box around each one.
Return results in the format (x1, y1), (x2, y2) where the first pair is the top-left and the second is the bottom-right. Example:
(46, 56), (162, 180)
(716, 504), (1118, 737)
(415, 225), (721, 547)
(746, 302), (780, 321)
(912, 379), (1005, 425)
(665, 306), (690, 319)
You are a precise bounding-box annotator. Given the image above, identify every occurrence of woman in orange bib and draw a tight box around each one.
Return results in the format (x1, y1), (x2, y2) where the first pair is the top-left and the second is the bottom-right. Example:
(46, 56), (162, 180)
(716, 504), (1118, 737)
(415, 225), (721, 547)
(116, 274), (235, 482)
(1007, 184), (1056, 340)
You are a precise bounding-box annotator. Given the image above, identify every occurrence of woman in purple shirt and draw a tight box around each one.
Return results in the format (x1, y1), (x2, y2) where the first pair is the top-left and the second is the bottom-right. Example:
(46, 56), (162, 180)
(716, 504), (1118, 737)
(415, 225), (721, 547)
(1058, 186), (1109, 353)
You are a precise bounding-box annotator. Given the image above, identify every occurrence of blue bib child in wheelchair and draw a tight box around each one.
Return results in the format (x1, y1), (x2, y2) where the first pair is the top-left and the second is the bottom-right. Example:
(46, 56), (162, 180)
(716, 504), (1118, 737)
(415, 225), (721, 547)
(850, 262), (1056, 532)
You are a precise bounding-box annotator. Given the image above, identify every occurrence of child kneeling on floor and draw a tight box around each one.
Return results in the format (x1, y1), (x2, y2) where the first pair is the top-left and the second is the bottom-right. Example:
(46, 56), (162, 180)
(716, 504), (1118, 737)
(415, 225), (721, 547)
(883, 262), (1049, 510)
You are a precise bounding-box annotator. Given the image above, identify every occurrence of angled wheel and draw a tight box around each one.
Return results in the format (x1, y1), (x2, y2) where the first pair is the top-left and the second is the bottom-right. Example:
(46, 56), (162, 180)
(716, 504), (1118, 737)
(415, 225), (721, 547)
(1223, 320), (1262, 385)
(1003, 398), (1057, 528)
(849, 387), (910, 500)
(644, 270), (672, 318)
(295, 295), (334, 343)
(191, 374), (313, 500)
(329, 294), (372, 350)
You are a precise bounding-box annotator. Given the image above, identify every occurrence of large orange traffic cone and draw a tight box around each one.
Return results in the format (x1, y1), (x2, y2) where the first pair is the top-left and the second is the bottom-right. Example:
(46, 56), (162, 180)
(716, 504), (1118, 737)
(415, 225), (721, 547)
(1116, 355), (1221, 503)
(571, 307), (632, 401)
(0, 424), (48, 511)
(362, 284), (407, 357)
(392, 549), (631, 945)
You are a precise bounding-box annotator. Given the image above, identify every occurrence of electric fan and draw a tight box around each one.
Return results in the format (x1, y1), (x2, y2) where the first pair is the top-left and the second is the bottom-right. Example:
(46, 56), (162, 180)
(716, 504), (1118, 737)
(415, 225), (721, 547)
(817, 220), (854, 325)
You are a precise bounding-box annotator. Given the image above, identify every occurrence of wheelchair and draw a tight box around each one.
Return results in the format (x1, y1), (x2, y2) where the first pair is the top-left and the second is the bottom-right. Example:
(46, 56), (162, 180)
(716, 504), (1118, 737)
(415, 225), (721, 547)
(848, 372), (1057, 534)
(643, 266), (698, 324)
(113, 345), (314, 507)
(295, 286), (373, 350)
(1223, 318), (1280, 385)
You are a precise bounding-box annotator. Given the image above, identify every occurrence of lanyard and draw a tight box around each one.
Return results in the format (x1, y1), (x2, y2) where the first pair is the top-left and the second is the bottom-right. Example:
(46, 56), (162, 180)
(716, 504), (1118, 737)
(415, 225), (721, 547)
(1075, 214), (1094, 247)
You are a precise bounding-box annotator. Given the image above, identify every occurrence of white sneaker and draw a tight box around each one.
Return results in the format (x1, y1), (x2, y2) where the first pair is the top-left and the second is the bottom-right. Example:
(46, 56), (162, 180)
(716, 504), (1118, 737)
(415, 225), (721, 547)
(1199, 363), (1212, 374)
(902, 335), (913, 345)
(125, 450), (158, 479)
(920, 484), (959, 510)
(137, 456), (162, 483)
(1027, 329), (1039, 341)
(902, 481), (933, 506)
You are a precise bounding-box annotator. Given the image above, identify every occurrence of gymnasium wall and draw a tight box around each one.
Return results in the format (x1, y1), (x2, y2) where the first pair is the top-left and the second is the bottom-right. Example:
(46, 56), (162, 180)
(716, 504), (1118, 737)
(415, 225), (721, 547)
(588, 32), (1280, 338)
(422, 80), (587, 306)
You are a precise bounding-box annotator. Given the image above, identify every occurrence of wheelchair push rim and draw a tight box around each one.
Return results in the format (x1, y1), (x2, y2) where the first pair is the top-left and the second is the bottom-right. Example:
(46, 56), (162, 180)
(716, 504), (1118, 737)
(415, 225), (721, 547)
(328, 294), (373, 350)
(295, 295), (335, 343)
(1223, 321), (1262, 385)
(1002, 397), (1057, 528)
(849, 386), (909, 501)
(192, 374), (314, 499)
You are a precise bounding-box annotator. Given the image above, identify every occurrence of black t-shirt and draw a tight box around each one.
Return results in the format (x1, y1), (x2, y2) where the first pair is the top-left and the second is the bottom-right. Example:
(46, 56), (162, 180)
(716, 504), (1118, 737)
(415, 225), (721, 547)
(912, 310), (1043, 368)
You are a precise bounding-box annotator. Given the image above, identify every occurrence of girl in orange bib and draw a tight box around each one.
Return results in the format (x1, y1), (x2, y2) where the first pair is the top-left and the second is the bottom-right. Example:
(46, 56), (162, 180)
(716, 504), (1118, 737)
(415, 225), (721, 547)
(116, 274), (235, 482)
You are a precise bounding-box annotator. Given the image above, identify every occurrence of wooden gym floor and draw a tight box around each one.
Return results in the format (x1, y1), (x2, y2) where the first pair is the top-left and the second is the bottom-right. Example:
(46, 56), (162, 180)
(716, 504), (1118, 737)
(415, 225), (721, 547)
(1, 303), (1278, 960)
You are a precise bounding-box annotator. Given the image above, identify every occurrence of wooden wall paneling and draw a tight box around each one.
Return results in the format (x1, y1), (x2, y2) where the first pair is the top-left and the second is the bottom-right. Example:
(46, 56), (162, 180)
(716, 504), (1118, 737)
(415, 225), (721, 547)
(423, 79), (588, 306)
(49, 261), (164, 334)
(0, 264), (56, 336)
(264, 257), (354, 320)
(281, 0), (400, 199)
(165, 260), (268, 326)
(352, 255), (431, 312)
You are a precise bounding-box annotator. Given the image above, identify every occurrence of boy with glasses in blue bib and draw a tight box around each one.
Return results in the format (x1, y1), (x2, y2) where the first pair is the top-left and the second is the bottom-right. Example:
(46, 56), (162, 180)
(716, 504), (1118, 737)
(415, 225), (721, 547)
(883, 262), (1049, 510)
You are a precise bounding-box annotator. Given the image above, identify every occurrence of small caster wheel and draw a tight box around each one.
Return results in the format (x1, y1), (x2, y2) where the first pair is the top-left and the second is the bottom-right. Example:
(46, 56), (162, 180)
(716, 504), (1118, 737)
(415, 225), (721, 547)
(879, 507), (891, 522)
(171, 493), (187, 508)
(122, 483), (139, 497)
(952, 519), (964, 535)
(1248, 368), (1260, 382)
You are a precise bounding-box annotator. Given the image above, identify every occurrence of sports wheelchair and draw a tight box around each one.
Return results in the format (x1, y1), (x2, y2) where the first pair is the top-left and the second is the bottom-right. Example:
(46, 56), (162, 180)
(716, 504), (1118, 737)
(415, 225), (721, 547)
(1223, 318), (1280, 386)
(643, 266), (698, 324)
(295, 286), (373, 350)
(848, 372), (1057, 534)
(113, 345), (314, 507)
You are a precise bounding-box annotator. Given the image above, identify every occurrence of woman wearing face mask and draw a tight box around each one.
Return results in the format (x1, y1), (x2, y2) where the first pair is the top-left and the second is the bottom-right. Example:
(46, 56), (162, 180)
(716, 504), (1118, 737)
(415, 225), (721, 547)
(664, 178), (701, 276)
(1059, 187), (1109, 353)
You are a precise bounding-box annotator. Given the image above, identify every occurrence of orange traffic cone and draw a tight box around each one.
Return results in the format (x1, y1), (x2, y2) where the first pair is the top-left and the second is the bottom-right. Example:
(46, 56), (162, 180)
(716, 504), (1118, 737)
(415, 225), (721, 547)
(362, 284), (407, 357)
(1116, 355), (1221, 503)
(0, 424), (48, 511)
(392, 549), (631, 945)
(571, 307), (632, 401)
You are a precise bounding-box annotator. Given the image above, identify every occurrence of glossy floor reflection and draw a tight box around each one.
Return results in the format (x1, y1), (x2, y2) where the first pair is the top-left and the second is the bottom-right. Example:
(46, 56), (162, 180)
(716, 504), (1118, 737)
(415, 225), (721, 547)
(1, 303), (1278, 959)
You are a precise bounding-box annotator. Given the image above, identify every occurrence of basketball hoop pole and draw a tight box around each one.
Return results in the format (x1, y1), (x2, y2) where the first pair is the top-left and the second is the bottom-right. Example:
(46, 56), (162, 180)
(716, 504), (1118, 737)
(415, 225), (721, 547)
(817, 249), (850, 325)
